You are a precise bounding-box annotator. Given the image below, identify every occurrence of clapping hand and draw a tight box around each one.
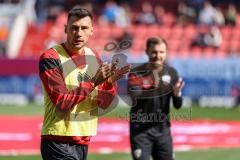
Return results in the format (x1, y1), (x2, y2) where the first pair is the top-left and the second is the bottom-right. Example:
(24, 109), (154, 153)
(173, 78), (184, 97)
(108, 58), (131, 84)
(91, 63), (114, 87)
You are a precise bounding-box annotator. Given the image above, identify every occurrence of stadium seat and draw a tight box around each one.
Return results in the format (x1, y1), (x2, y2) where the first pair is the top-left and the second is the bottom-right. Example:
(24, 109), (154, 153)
(229, 40), (239, 51)
(220, 26), (232, 40)
(183, 25), (197, 40)
(97, 24), (112, 39)
(91, 38), (110, 54)
(131, 39), (145, 55)
(175, 39), (192, 58)
(147, 25), (160, 37)
(169, 25), (184, 40)
(190, 46), (203, 58)
(217, 51), (227, 58)
(18, 21), (56, 57)
(168, 39), (180, 53)
(236, 15), (240, 26)
(158, 27), (171, 39)
(202, 47), (215, 59)
(110, 25), (124, 39)
(93, 25), (100, 37)
(178, 45), (190, 57)
(218, 40), (229, 52)
(230, 27), (240, 41)
(163, 13), (176, 27)
(132, 25), (147, 39)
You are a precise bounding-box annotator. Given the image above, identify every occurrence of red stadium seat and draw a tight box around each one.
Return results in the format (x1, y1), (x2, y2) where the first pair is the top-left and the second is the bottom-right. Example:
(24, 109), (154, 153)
(93, 25), (100, 37)
(229, 40), (239, 51)
(175, 40), (191, 58)
(220, 26), (232, 40)
(202, 47), (215, 59)
(132, 25), (147, 39)
(158, 27), (171, 39)
(163, 13), (176, 27)
(183, 25), (197, 40)
(110, 25), (124, 39)
(167, 39), (179, 58)
(168, 39), (180, 53)
(178, 46), (190, 58)
(217, 51), (227, 59)
(230, 27), (240, 41)
(218, 40), (229, 53)
(97, 24), (112, 39)
(90, 38), (109, 53)
(128, 25), (136, 35)
(147, 25), (161, 37)
(190, 46), (203, 58)
(19, 23), (52, 57)
(169, 25), (184, 40)
(236, 15), (240, 26)
(131, 39), (145, 55)
(179, 52), (190, 58)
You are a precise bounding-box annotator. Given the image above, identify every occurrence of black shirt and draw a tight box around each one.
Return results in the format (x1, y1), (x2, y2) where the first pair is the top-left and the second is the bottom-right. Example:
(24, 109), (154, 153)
(128, 63), (183, 129)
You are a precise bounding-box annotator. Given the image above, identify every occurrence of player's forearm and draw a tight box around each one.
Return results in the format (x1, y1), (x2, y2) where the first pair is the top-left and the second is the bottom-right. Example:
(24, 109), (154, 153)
(97, 81), (117, 109)
(40, 69), (95, 112)
(53, 82), (95, 111)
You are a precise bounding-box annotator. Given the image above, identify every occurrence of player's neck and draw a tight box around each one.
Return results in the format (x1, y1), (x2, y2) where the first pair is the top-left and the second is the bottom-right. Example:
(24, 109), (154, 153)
(147, 61), (164, 72)
(63, 42), (84, 55)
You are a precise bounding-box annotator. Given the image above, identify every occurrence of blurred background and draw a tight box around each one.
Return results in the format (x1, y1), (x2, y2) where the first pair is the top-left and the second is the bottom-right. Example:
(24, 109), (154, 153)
(0, 0), (240, 159)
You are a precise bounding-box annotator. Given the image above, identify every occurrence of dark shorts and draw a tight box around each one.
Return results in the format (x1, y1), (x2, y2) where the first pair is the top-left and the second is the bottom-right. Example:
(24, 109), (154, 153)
(130, 124), (174, 160)
(41, 138), (88, 160)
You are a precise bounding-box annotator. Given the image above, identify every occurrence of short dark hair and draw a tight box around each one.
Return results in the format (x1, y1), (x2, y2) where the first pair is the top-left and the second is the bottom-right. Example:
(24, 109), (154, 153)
(146, 37), (168, 51)
(68, 6), (93, 22)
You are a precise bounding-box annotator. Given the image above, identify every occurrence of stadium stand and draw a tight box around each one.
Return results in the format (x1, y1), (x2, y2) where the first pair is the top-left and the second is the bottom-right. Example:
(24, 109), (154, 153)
(14, 0), (239, 59)
(18, 23), (240, 58)
(1, 1), (240, 104)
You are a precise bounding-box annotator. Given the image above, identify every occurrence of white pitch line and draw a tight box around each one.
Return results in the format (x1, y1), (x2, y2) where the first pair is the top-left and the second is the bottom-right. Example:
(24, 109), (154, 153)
(0, 133), (32, 141)
(0, 149), (39, 155)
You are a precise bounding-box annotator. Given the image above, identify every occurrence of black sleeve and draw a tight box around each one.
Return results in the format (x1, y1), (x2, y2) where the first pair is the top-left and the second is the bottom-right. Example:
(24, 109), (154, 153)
(170, 67), (183, 109)
(170, 67), (179, 86)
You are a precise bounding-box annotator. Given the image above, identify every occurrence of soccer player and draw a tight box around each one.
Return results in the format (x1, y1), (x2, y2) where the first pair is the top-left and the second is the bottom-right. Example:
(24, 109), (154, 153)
(39, 6), (130, 160)
(128, 37), (184, 160)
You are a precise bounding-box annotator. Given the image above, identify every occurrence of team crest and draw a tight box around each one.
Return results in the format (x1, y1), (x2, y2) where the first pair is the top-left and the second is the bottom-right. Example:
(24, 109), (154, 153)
(133, 149), (142, 159)
(161, 74), (171, 84)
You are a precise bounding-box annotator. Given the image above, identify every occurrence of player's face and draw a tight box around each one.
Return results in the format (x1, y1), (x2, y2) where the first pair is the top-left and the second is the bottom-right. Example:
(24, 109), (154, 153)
(65, 16), (93, 51)
(147, 43), (167, 65)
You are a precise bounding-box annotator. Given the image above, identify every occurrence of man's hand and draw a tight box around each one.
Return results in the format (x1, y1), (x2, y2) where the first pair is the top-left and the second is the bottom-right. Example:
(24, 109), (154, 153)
(108, 64), (131, 84)
(90, 63), (114, 87)
(173, 78), (184, 97)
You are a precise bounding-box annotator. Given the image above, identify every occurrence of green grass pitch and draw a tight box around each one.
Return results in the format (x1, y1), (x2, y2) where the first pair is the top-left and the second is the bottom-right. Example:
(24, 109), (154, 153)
(0, 148), (240, 160)
(0, 103), (240, 160)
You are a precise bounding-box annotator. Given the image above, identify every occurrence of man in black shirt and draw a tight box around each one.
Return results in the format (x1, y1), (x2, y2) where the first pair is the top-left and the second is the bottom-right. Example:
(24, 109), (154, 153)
(128, 37), (184, 160)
